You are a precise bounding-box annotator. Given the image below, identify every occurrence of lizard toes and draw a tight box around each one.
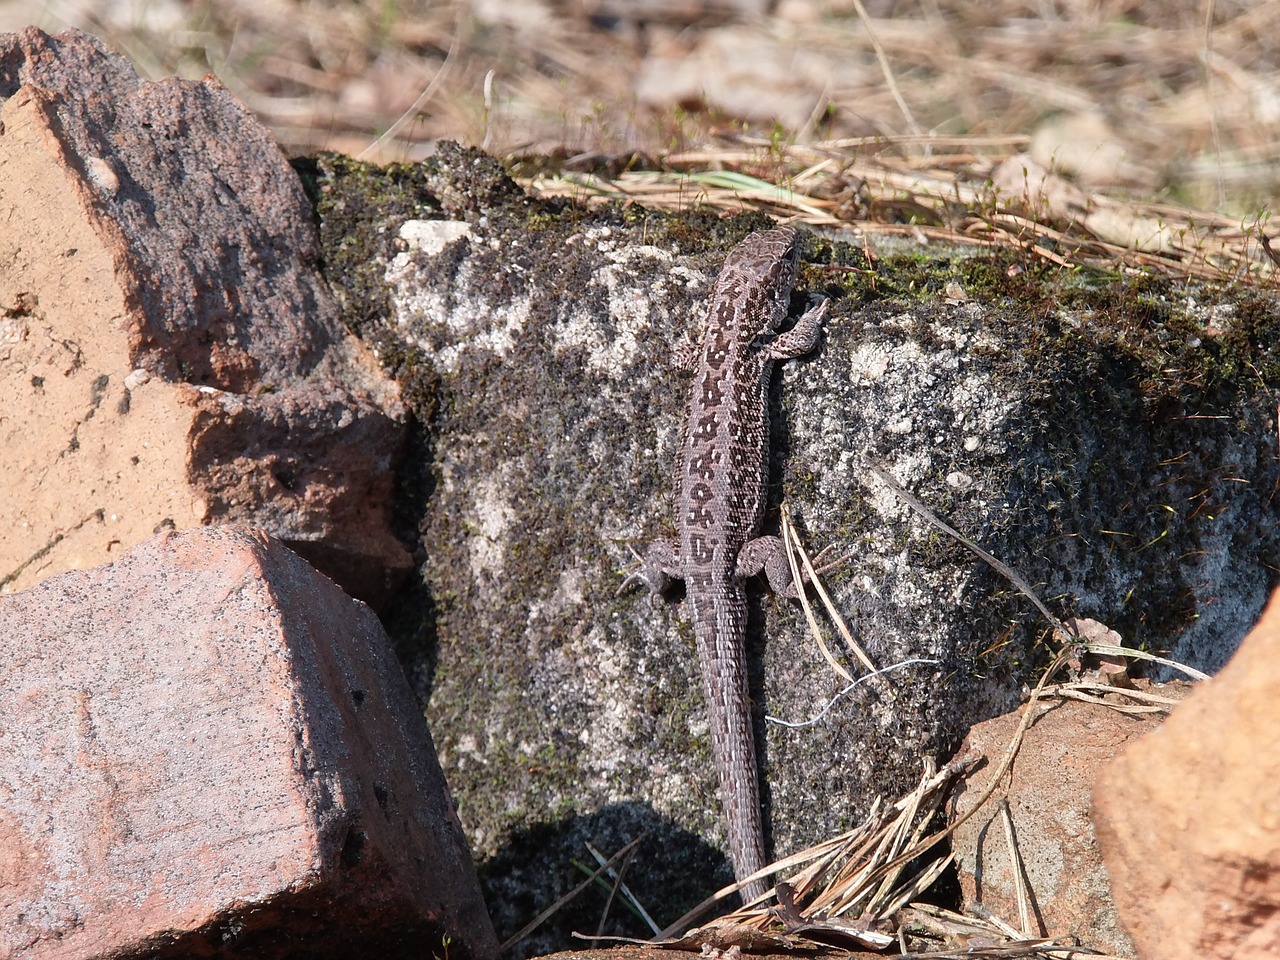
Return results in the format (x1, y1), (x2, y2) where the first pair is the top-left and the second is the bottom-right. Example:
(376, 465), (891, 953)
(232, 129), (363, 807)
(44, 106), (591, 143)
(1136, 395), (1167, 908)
(616, 570), (644, 597)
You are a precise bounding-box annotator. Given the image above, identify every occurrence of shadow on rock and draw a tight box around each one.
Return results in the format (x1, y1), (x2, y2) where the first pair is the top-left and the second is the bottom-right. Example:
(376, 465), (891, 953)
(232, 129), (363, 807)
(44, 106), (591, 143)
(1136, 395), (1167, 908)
(479, 803), (736, 960)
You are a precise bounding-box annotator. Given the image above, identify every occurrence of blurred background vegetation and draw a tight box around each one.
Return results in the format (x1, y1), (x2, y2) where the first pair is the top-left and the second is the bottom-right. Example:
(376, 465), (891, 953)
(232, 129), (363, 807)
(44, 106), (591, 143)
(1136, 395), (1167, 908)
(9, 0), (1276, 274)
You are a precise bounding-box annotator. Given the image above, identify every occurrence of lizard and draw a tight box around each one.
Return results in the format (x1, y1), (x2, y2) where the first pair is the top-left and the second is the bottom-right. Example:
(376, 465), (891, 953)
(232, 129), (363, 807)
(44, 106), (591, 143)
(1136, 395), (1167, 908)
(622, 225), (828, 902)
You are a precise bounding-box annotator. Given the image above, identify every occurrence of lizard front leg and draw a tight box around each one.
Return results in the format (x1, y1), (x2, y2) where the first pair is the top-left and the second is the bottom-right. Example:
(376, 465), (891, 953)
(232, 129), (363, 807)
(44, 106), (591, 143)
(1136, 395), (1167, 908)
(767, 298), (828, 360)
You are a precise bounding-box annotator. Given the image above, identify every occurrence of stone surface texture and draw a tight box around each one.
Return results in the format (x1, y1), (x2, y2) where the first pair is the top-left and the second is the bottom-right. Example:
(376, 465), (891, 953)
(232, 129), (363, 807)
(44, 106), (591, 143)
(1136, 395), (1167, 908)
(0, 525), (499, 960)
(1094, 587), (1280, 960)
(310, 148), (1279, 952)
(0, 27), (409, 605)
(951, 686), (1190, 956)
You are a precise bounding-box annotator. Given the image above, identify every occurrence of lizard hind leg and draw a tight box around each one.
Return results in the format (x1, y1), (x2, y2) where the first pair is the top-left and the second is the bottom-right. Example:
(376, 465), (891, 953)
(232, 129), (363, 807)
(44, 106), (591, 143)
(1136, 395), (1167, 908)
(617, 538), (682, 598)
(735, 535), (848, 599)
(734, 535), (798, 598)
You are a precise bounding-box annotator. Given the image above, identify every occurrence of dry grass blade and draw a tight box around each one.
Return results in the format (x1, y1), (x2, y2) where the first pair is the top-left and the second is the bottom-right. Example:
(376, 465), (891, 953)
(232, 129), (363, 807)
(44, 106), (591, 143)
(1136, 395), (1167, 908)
(866, 462), (1080, 651)
(780, 516), (851, 682)
(656, 645), (1125, 956)
(356, 24), (461, 161)
(892, 939), (1092, 958)
(873, 647), (1074, 901)
(524, 134), (1277, 284)
(530, 169), (842, 224)
(589, 844), (631, 943)
(999, 799), (1036, 937)
(867, 850), (955, 922)
(901, 903), (1126, 958)
(500, 836), (642, 952)
(584, 840), (661, 938)
(780, 507), (871, 679)
(849, 0), (922, 137)
(770, 507), (940, 730)
(861, 764), (935, 916)
(683, 755), (977, 930)
(1081, 642), (1209, 680)
(1042, 680), (1189, 715)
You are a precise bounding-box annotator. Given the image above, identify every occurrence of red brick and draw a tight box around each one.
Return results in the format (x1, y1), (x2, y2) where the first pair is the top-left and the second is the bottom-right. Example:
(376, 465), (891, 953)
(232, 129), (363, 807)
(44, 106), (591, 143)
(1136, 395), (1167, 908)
(0, 526), (498, 959)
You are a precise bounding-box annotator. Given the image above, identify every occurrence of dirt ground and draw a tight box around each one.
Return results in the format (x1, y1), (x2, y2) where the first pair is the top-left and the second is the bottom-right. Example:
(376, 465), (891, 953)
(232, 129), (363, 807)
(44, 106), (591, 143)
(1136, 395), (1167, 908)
(6, 0), (1278, 222)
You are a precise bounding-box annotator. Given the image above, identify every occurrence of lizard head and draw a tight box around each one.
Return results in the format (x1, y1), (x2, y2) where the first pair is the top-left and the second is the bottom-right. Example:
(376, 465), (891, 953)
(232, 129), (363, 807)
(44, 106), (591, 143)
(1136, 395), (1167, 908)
(712, 226), (803, 339)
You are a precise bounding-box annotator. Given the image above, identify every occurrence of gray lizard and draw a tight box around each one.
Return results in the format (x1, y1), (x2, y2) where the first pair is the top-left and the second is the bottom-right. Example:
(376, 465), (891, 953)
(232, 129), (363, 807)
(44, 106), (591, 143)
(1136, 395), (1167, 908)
(623, 225), (828, 901)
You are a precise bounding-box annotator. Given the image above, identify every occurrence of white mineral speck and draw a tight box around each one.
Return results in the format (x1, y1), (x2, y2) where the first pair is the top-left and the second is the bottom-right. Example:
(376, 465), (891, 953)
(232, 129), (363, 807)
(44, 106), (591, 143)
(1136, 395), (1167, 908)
(398, 219), (473, 255)
(85, 156), (119, 195)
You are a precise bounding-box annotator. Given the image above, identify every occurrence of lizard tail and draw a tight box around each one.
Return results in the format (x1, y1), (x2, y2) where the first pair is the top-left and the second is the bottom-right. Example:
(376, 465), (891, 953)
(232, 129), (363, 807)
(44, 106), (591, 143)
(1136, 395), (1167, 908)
(690, 587), (770, 903)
